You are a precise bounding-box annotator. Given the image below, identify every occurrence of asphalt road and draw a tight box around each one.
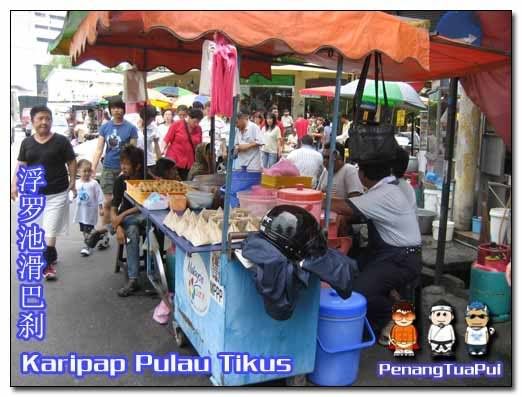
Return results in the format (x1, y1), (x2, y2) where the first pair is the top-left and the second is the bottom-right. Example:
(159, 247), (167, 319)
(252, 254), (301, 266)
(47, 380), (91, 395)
(10, 130), (512, 388)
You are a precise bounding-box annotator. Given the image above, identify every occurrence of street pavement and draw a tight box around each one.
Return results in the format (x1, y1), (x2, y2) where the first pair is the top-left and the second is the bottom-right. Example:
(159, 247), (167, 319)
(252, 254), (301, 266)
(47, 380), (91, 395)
(10, 130), (511, 387)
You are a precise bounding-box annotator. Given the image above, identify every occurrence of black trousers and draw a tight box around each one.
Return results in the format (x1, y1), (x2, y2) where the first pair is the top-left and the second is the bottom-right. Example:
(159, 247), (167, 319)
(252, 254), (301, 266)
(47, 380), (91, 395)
(352, 250), (421, 333)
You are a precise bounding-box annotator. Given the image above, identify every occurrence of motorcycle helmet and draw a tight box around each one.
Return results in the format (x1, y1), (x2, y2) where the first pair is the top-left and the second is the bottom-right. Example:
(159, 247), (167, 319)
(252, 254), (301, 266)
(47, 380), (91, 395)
(260, 205), (327, 261)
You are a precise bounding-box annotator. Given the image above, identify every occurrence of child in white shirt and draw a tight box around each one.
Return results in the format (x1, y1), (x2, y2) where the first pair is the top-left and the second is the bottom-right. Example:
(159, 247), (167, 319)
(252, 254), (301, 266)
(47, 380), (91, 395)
(74, 159), (104, 256)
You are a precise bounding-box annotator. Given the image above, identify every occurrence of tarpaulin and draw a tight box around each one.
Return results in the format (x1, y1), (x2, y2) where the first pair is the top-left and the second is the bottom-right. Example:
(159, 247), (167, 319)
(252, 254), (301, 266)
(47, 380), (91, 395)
(50, 11), (431, 79)
(460, 11), (511, 150)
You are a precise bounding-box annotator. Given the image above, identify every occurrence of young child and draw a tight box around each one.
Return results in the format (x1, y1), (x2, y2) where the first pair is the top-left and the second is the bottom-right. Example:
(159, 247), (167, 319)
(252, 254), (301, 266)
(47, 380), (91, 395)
(74, 159), (104, 256)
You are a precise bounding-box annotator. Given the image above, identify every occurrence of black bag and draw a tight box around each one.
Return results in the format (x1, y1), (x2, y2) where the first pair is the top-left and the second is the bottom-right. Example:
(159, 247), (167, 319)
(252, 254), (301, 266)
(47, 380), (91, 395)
(348, 52), (399, 164)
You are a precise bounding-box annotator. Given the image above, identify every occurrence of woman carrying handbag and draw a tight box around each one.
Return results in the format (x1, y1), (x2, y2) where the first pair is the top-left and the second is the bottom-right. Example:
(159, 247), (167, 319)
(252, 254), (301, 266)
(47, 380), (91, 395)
(163, 108), (204, 180)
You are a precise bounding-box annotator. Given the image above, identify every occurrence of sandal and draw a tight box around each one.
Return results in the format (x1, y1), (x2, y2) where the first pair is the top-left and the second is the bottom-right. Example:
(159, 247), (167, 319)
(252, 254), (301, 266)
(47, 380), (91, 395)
(117, 279), (140, 297)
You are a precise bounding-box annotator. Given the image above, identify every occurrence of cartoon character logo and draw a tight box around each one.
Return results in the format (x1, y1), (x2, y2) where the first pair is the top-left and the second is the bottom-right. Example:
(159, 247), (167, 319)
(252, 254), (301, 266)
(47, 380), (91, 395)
(107, 130), (122, 151)
(388, 301), (419, 357)
(78, 186), (90, 202)
(428, 300), (456, 358)
(465, 301), (495, 356)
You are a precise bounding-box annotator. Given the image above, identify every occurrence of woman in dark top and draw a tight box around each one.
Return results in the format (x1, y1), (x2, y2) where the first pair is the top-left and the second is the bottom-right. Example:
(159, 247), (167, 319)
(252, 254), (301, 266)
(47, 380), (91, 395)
(11, 106), (77, 280)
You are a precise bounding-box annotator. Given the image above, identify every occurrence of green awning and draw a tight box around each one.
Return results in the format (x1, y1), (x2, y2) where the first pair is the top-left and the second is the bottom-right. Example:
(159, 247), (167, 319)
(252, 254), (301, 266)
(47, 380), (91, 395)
(48, 11), (88, 55)
(240, 74), (295, 86)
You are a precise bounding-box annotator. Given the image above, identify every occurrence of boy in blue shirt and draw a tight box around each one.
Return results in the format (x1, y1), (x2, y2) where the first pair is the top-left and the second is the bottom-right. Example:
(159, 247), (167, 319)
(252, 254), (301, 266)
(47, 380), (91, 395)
(88, 97), (138, 249)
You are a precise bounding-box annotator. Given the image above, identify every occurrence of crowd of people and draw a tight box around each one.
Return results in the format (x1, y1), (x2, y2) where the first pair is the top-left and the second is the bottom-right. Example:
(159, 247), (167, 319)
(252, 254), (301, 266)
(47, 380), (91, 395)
(12, 98), (422, 347)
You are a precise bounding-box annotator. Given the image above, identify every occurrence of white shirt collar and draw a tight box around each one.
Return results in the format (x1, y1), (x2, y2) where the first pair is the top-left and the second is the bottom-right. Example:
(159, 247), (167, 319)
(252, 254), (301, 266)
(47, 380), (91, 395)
(368, 175), (396, 192)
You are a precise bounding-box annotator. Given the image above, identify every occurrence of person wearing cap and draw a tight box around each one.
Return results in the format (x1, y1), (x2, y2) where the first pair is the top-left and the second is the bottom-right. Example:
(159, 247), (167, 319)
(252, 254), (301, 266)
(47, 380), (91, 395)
(428, 301), (456, 357)
(88, 97), (138, 249)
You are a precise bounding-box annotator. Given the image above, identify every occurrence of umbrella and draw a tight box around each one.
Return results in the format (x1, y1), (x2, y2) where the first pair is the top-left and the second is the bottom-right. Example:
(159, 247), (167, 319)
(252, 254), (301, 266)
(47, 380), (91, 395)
(300, 80), (426, 110)
(154, 86), (195, 97)
(173, 94), (210, 108)
(341, 79), (426, 110)
(81, 97), (108, 107)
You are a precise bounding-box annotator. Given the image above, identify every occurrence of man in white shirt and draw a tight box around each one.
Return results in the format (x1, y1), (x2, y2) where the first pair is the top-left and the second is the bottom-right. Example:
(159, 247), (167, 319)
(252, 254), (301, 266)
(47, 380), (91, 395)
(136, 105), (161, 172)
(200, 101), (228, 160)
(336, 114), (351, 145)
(281, 109), (294, 137)
(318, 143), (364, 199)
(234, 112), (262, 171)
(286, 135), (323, 187)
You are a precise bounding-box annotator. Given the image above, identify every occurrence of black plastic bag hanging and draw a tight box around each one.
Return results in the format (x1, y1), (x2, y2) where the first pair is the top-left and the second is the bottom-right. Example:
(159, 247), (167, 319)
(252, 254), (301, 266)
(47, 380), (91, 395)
(347, 52), (400, 164)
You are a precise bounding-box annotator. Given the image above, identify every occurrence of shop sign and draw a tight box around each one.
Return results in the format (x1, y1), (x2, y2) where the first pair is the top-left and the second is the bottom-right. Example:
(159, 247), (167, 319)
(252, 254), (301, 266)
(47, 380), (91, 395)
(396, 109), (406, 127)
(183, 254), (210, 316)
(240, 74), (295, 86)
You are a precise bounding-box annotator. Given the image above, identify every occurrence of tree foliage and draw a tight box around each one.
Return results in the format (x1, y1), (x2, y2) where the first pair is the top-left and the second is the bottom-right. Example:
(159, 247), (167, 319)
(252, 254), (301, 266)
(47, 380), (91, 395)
(40, 55), (72, 81)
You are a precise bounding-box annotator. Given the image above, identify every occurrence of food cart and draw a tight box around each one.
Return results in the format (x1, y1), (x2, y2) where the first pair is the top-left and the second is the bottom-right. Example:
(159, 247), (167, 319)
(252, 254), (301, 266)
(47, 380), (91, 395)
(50, 11), (510, 386)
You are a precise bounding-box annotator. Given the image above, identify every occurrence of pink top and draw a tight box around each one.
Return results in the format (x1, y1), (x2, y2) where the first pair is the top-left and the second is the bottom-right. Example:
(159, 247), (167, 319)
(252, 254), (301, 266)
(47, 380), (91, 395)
(164, 120), (202, 169)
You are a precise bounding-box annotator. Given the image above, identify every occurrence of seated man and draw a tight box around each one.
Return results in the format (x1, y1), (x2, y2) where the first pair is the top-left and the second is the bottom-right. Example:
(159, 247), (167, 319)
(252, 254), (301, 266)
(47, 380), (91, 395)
(318, 143), (364, 199)
(111, 145), (147, 297)
(331, 160), (422, 336)
(392, 148), (417, 208)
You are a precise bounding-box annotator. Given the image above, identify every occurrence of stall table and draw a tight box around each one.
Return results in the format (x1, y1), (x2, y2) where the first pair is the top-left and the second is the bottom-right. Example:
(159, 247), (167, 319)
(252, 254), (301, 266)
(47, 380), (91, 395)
(124, 192), (321, 386)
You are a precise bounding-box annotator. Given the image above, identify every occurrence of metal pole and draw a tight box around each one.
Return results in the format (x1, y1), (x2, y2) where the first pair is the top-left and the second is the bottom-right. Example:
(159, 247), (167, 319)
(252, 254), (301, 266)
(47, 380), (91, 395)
(221, 50), (241, 253)
(324, 54), (344, 228)
(435, 77), (458, 285)
(142, 52), (148, 179)
(210, 115), (216, 173)
(411, 113), (415, 156)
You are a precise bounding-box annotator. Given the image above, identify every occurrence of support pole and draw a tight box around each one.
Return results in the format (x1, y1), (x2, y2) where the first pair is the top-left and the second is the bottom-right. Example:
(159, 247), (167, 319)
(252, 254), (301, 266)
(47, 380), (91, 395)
(453, 90), (481, 230)
(411, 114), (415, 156)
(142, 52), (148, 179)
(435, 77), (459, 285)
(221, 50), (241, 254)
(324, 54), (344, 228)
(210, 115), (216, 173)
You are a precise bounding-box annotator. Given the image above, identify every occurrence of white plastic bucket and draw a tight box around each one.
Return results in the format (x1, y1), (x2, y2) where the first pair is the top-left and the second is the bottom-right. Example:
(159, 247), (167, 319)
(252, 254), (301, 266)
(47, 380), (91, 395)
(432, 220), (455, 241)
(490, 208), (511, 244)
(424, 189), (452, 218)
(423, 189), (440, 214)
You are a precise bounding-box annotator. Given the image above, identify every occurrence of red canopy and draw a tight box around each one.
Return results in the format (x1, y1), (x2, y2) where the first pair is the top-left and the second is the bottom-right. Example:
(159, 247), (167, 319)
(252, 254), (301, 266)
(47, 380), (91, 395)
(461, 11), (511, 150)
(59, 11), (432, 79)
(51, 11), (510, 147)
(300, 86), (336, 97)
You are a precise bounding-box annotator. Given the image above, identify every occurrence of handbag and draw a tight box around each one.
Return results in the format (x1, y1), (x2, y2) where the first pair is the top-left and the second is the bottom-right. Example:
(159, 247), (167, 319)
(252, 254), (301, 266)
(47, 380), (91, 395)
(348, 52), (399, 164)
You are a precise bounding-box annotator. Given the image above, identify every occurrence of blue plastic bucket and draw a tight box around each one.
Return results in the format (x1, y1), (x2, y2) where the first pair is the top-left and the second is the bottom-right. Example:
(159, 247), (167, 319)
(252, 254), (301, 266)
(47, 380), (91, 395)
(220, 167), (262, 208)
(472, 216), (482, 234)
(308, 290), (375, 386)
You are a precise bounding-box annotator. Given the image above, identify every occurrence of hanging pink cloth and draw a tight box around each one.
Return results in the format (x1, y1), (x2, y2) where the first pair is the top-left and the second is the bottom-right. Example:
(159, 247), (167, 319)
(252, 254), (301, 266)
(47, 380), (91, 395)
(210, 33), (238, 118)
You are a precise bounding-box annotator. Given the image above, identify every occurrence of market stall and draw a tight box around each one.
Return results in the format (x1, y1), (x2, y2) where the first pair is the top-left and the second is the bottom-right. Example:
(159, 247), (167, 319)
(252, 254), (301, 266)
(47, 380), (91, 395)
(50, 11), (510, 386)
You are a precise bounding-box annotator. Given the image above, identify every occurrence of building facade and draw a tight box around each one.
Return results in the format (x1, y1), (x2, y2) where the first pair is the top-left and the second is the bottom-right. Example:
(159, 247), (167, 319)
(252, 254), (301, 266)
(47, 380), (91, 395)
(46, 68), (123, 112)
(11, 11), (66, 95)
